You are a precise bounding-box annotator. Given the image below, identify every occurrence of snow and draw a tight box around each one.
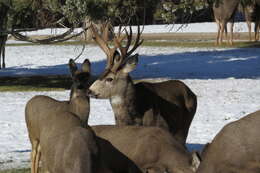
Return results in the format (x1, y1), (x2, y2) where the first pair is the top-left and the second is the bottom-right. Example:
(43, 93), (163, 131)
(0, 23), (260, 170)
(17, 22), (252, 36)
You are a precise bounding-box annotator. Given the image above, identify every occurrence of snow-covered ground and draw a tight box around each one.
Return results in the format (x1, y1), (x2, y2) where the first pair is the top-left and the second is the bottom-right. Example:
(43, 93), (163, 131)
(18, 22), (252, 36)
(0, 23), (259, 170)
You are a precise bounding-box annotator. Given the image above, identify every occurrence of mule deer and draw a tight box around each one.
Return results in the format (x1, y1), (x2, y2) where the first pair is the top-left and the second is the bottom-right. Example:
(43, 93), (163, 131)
(25, 58), (92, 173)
(241, 1), (260, 41)
(196, 110), (260, 173)
(88, 23), (197, 145)
(212, 0), (239, 45)
(92, 125), (200, 173)
(26, 59), (142, 173)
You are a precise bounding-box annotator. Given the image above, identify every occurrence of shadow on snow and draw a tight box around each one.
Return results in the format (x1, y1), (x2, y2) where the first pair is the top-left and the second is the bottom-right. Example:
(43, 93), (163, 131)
(0, 48), (259, 79)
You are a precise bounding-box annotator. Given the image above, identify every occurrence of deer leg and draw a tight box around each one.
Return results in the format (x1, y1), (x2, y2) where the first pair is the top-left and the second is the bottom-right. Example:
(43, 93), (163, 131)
(229, 22), (234, 45)
(224, 24), (228, 41)
(219, 21), (226, 45)
(246, 20), (252, 41)
(0, 44), (2, 69)
(215, 19), (221, 45)
(2, 45), (5, 68)
(31, 141), (38, 173)
(35, 144), (41, 173)
(255, 21), (260, 41)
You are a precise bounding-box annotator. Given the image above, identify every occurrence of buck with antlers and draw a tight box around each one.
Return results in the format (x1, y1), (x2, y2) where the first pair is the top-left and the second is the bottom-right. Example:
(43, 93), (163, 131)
(88, 23), (197, 145)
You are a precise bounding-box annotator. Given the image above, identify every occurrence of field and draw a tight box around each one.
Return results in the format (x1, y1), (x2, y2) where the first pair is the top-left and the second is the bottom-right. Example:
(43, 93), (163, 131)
(0, 22), (259, 171)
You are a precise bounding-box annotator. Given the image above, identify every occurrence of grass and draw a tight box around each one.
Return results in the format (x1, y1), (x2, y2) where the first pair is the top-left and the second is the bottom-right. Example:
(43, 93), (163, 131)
(6, 39), (260, 48)
(0, 168), (30, 173)
(0, 75), (71, 92)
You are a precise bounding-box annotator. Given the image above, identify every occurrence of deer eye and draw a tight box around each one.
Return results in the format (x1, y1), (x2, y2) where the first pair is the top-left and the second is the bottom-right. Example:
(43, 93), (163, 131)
(105, 77), (113, 82)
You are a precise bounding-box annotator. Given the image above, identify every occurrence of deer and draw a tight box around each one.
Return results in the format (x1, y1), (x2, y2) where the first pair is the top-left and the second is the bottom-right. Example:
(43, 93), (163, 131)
(212, 0), (240, 45)
(241, 0), (260, 41)
(88, 23), (197, 145)
(26, 58), (142, 173)
(25, 58), (93, 173)
(92, 125), (201, 173)
(196, 110), (260, 173)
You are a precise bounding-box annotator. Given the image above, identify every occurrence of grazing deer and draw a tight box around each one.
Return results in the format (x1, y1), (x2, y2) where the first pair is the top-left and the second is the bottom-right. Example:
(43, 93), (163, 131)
(196, 110), (260, 173)
(88, 24), (197, 145)
(212, 0), (240, 45)
(92, 125), (200, 173)
(25, 59), (92, 173)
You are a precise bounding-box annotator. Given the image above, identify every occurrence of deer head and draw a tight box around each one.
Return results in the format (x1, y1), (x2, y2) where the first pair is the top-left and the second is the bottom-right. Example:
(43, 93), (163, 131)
(69, 58), (91, 100)
(88, 23), (143, 99)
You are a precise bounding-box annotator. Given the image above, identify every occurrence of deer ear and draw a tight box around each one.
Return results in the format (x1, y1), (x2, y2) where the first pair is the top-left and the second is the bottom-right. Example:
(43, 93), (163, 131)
(82, 58), (91, 73)
(69, 59), (78, 77)
(121, 54), (139, 74)
(191, 151), (201, 171)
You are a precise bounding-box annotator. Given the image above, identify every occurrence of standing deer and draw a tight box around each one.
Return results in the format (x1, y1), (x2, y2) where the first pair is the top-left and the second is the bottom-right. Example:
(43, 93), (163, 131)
(88, 24), (197, 145)
(25, 59), (93, 173)
(92, 125), (201, 173)
(196, 110), (260, 173)
(241, 0), (260, 41)
(212, 0), (240, 45)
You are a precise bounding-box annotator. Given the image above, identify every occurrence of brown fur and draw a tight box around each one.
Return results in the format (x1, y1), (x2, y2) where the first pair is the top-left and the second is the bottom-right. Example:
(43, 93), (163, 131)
(39, 112), (99, 173)
(89, 54), (197, 145)
(25, 59), (92, 173)
(92, 125), (199, 173)
(241, 1), (260, 41)
(196, 110), (260, 173)
(26, 59), (141, 173)
(213, 0), (239, 45)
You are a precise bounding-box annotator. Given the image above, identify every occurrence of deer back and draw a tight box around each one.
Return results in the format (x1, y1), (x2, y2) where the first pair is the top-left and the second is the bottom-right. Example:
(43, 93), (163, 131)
(197, 110), (260, 173)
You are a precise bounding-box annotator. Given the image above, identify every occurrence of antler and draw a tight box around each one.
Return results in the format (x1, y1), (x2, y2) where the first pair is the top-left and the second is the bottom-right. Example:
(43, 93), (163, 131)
(111, 25), (143, 72)
(90, 22), (116, 70)
(91, 23), (143, 72)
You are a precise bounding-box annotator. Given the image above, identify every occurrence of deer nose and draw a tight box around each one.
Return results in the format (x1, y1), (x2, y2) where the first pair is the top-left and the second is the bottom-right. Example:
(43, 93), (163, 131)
(86, 89), (92, 96)
(87, 89), (99, 98)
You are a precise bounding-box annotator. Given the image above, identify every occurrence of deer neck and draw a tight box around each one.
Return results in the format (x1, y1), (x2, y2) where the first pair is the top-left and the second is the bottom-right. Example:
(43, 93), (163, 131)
(109, 77), (139, 124)
(69, 96), (90, 124)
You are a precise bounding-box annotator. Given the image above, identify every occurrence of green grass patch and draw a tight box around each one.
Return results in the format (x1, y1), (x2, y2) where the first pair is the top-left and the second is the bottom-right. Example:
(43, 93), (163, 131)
(0, 168), (30, 173)
(0, 86), (65, 92)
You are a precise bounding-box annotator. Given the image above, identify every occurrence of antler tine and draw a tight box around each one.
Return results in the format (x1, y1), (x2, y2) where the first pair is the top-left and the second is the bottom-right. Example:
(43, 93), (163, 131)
(101, 22), (110, 42)
(90, 23), (115, 69)
(126, 24), (144, 57)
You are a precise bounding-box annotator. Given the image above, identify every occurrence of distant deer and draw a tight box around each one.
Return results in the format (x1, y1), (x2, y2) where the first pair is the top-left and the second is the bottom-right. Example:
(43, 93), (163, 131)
(212, 0), (240, 45)
(88, 23), (197, 145)
(243, 0), (260, 41)
(92, 125), (200, 173)
(25, 59), (93, 173)
(196, 110), (260, 173)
